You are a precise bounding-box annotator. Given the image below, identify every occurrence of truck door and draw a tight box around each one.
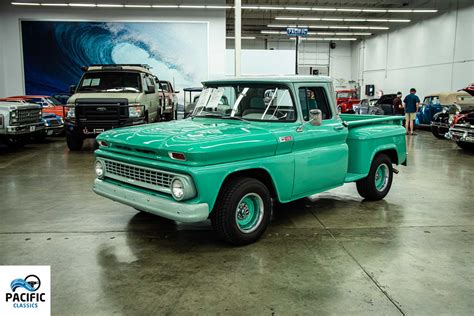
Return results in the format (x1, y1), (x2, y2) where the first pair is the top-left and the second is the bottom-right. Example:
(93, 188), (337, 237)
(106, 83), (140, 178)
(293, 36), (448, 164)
(291, 84), (349, 197)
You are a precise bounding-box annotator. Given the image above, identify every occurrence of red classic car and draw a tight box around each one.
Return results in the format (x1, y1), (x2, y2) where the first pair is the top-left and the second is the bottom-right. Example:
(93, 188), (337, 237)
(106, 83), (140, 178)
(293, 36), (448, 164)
(7, 95), (65, 117)
(336, 89), (359, 114)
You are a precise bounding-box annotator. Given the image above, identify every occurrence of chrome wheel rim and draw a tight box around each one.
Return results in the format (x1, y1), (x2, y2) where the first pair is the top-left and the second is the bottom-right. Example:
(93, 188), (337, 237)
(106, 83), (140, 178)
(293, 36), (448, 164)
(235, 193), (264, 233)
(375, 163), (390, 192)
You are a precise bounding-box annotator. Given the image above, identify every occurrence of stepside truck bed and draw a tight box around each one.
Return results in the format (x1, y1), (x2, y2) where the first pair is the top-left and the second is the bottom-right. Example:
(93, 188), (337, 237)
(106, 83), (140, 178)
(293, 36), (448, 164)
(340, 114), (407, 182)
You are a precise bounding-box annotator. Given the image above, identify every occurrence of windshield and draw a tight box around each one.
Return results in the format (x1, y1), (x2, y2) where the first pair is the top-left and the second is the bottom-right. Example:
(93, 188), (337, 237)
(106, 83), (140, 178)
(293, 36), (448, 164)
(192, 84), (296, 122)
(337, 91), (355, 98)
(160, 82), (170, 91)
(77, 72), (142, 93)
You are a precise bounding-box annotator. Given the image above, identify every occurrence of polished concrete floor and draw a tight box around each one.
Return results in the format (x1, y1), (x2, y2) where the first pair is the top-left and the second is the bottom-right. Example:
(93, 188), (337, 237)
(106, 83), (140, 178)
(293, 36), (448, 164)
(0, 131), (472, 315)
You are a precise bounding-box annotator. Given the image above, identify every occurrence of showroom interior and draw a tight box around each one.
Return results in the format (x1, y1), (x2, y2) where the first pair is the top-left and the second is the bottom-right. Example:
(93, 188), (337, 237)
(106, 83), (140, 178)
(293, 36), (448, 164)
(0, 0), (472, 315)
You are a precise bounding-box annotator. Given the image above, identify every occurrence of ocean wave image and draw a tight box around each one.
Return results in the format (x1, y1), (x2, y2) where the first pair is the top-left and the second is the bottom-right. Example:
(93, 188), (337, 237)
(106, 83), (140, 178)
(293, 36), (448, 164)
(21, 21), (208, 96)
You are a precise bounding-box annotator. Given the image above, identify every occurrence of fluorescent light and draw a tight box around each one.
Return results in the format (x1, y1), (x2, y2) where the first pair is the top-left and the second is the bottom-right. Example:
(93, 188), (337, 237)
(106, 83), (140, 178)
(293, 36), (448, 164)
(261, 30), (285, 34)
(11, 2), (40, 5)
(312, 7), (336, 11)
(285, 7), (311, 11)
(344, 18), (365, 22)
(69, 3), (96, 7)
(412, 9), (438, 13)
(362, 9), (387, 12)
(41, 3), (68, 6)
(206, 5), (232, 9)
(388, 19), (411, 22)
(152, 5), (178, 8)
(124, 4), (151, 8)
(369, 26), (389, 30)
(97, 4), (123, 8)
(241, 5), (259, 9)
(179, 5), (205, 9)
(388, 9), (412, 13)
(322, 18), (343, 21)
(337, 8), (362, 12)
(275, 17), (299, 20)
(259, 6), (284, 10)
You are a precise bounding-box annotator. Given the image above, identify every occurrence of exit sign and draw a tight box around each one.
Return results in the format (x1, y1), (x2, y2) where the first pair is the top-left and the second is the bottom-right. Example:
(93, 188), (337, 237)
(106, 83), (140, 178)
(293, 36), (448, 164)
(286, 27), (309, 37)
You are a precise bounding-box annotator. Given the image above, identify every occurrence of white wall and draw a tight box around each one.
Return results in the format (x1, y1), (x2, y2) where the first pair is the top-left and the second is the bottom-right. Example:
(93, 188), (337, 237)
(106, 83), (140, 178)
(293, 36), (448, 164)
(225, 49), (296, 75)
(227, 39), (353, 81)
(352, 1), (474, 98)
(0, 3), (226, 97)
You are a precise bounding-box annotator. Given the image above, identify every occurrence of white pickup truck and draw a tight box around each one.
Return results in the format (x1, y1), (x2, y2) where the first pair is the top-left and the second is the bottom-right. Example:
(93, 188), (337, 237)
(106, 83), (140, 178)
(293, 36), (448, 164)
(0, 101), (44, 147)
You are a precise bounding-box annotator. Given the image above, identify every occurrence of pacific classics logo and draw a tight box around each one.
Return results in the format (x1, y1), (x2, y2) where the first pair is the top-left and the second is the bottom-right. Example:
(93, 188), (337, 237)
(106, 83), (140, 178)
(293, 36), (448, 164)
(6, 274), (46, 309)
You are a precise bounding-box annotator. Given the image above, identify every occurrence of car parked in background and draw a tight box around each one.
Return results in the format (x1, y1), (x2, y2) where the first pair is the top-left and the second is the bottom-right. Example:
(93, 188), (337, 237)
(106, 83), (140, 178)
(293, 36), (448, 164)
(0, 97), (64, 138)
(445, 111), (474, 151)
(373, 94), (398, 115)
(0, 100), (44, 147)
(52, 93), (72, 105)
(430, 91), (474, 138)
(183, 87), (203, 118)
(416, 94), (443, 126)
(336, 89), (359, 113)
(65, 64), (164, 151)
(353, 98), (379, 114)
(158, 80), (179, 121)
(8, 95), (65, 117)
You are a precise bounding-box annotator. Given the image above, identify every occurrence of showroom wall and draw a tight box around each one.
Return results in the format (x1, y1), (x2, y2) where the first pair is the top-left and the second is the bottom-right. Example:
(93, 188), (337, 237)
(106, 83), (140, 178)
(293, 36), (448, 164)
(227, 39), (353, 84)
(0, 3), (226, 97)
(351, 0), (474, 98)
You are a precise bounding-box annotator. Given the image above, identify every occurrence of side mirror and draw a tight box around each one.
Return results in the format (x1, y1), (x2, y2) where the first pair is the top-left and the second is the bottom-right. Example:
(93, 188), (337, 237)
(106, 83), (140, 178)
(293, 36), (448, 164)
(174, 90), (180, 94)
(69, 85), (76, 94)
(309, 109), (322, 126)
(146, 85), (155, 94)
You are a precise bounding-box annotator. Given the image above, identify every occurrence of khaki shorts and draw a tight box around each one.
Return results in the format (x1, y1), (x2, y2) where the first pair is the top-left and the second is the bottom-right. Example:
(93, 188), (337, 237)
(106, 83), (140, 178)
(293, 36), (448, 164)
(406, 112), (416, 121)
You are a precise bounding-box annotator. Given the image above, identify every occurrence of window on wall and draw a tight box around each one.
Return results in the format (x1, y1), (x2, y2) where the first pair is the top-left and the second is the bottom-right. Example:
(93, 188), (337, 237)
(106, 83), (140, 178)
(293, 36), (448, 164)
(298, 87), (332, 121)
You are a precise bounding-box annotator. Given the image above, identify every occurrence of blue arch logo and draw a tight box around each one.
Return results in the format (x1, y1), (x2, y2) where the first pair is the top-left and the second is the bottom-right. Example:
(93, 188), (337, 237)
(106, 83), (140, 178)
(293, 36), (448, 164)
(10, 275), (41, 292)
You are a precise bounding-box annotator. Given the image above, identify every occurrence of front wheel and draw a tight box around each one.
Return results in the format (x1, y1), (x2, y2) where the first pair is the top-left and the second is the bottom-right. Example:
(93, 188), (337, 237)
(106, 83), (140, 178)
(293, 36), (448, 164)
(431, 126), (444, 139)
(456, 141), (474, 151)
(356, 154), (393, 201)
(66, 134), (83, 151)
(211, 177), (272, 246)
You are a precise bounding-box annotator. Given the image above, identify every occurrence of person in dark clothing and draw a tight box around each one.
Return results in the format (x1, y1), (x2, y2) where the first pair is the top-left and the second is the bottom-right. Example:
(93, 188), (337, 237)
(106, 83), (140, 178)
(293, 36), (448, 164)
(393, 92), (404, 115)
(403, 88), (420, 135)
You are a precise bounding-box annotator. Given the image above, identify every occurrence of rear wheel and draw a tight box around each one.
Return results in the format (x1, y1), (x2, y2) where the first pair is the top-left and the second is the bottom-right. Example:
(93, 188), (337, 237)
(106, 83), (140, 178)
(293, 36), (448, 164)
(211, 177), (272, 246)
(431, 126), (444, 139)
(456, 141), (474, 151)
(356, 154), (393, 201)
(66, 134), (83, 151)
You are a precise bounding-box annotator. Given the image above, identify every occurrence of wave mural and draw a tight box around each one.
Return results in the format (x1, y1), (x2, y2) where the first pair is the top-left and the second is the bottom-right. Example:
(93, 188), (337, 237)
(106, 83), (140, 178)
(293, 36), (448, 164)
(21, 21), (208, 96)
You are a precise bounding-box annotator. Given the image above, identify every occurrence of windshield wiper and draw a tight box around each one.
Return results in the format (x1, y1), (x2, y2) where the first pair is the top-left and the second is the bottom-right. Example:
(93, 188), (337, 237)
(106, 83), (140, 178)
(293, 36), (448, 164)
(221, 115), (249, 122)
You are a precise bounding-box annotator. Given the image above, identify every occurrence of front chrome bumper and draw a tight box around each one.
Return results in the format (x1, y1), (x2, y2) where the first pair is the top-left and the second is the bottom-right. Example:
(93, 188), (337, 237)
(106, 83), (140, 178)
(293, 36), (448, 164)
(431, 121), (449, 128)
(6, 122), (44, 135)
(93, 179), (209, 222)
(445, 127), (474, 143)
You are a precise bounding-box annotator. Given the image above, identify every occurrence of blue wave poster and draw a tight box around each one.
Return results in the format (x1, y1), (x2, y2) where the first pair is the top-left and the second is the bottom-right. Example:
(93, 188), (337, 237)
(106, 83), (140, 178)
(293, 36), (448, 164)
(21, 21), (208, 95)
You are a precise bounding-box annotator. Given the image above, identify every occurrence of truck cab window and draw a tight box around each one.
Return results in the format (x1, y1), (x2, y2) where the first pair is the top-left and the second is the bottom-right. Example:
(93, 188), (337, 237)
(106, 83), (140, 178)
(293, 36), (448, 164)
(299, 87), (332, 121)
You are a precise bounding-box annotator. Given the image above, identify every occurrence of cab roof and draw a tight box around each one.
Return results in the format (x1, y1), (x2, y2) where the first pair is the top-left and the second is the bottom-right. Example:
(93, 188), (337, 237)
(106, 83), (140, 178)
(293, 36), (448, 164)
(203, 75), (332, 85)
(84, 64), (154, 75)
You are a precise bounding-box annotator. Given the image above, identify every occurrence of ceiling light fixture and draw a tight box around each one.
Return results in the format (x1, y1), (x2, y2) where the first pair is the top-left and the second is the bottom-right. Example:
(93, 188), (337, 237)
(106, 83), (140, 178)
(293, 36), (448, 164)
(226, 36), (256, 40)
(151, 5), (178, 8)
(267, 24), (389, 30)
(124, 4), (151, 8)
(69, 3), (96, 7)
(97, 4), (123, 8)
(276, 17), (411, 23)
(41, 3), (68, 6)
(11, 2), (40, 5)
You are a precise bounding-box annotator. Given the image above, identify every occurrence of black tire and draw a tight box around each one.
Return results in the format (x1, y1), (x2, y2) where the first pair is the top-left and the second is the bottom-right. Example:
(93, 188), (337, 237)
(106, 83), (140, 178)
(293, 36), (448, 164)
(66, 134), (83, 151)
(211, 177), (272, 246)
(431, 126), (444, 139)
(4, 136), (27, 148)
(456, 141), (474, 151)
(356, 154), (393, 201)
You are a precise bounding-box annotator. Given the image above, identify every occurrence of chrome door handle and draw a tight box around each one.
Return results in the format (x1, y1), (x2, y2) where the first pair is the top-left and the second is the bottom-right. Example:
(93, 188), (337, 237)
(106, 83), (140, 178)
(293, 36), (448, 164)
(334, 125), (345, 131)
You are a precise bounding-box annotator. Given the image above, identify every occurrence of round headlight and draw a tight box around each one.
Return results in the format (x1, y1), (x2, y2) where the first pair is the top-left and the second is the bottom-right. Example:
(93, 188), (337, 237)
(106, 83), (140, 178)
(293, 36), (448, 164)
(171, 178), (184, 200)
(95, 160), (104, 178)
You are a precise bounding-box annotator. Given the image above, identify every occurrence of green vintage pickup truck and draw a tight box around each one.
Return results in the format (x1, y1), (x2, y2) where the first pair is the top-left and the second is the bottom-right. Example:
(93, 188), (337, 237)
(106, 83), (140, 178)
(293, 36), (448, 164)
(93, 76), (406, 245)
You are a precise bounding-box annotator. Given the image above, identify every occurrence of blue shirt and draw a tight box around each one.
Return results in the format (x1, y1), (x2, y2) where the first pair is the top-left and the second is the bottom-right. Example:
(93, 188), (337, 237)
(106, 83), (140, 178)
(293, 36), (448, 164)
(403, 93), (420, 113)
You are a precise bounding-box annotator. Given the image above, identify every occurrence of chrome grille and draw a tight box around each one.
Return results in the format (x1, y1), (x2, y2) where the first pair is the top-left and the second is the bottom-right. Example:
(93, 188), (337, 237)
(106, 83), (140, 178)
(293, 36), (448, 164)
(13, 109), (40, 125)
(104, 159), (174, 193)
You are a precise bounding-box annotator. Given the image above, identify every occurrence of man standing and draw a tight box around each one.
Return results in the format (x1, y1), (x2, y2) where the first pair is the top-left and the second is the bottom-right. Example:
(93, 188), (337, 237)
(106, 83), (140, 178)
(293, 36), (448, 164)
(403, 88), (420, 135)
(393, 92), (404, 115)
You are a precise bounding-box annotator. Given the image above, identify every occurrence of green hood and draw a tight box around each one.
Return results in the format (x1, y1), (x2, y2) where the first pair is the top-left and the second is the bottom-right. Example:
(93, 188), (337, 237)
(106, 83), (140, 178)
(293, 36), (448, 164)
(97, 118), (279, 166)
